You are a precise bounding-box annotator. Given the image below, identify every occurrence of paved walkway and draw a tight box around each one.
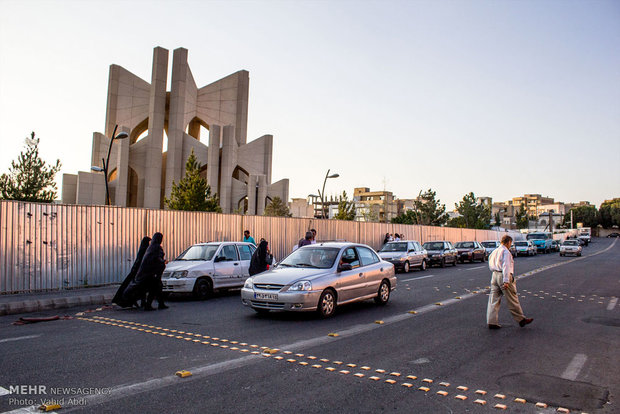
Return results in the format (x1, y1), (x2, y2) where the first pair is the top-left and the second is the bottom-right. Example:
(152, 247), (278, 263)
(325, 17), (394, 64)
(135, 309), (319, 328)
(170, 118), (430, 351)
(0, 285), (118, 316)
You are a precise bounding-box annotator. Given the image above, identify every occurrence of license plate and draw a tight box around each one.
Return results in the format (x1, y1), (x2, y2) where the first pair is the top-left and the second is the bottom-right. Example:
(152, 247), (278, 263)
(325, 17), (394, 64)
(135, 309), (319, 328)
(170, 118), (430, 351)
(255, 292), (278, 300)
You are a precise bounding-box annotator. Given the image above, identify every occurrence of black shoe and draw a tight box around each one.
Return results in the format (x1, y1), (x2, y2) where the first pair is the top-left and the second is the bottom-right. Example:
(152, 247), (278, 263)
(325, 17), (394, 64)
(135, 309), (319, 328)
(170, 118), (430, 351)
(144, 304), (155, 311)
(519, 318), (533, 327)
(157, 304), (169, 310)
(488, 324), (501, 330)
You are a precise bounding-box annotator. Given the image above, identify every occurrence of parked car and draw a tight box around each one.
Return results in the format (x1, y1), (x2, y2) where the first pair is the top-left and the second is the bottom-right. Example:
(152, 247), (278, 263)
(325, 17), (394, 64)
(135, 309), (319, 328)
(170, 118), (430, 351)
(526, 232), (553, 253)
(607, 232), (620, 238)
(162, 242), (256, 299)
(454, 241), (486, 263)
(378, 241), (428, 272)
(578, 232), (590, 246)
(550, 240), (560, 252)
(560, 239), (582, 257)
(241, 243), (397, 318)
(514, 240), (537, 256)
(421, 241), (458, 267)
(481, 240), (500, 257)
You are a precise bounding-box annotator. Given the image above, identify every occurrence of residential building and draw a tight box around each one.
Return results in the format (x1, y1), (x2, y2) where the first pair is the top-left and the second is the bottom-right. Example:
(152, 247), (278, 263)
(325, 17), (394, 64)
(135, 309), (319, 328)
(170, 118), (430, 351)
(353, 187), (398, 223)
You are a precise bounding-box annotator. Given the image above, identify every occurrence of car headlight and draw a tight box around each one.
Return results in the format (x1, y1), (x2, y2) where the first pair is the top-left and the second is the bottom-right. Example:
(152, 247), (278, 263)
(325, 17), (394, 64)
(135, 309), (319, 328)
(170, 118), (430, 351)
(399, 256), (407, 261)
(289, 280), (312, 291)
(244, 278), (253, 289)
(173, 270), (188, 279)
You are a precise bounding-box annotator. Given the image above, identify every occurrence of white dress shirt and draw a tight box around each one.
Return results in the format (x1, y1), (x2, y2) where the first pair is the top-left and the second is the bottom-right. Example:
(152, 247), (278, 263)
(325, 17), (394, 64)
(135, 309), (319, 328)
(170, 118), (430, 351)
(488, 244), (514, 283)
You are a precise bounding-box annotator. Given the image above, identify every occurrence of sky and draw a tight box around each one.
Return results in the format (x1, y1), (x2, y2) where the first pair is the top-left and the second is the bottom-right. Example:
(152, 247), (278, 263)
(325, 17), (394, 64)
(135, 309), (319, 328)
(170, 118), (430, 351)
(1, 0), (619, 210)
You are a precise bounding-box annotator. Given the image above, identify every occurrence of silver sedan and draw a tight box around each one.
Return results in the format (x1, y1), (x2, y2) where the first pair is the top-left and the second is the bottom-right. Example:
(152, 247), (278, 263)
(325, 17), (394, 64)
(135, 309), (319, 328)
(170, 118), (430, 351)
(241, 242), (396, 318)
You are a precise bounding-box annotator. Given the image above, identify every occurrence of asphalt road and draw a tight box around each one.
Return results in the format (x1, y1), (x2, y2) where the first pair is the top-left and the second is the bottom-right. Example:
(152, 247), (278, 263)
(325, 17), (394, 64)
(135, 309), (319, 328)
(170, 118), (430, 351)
(1, 238), (618, 413)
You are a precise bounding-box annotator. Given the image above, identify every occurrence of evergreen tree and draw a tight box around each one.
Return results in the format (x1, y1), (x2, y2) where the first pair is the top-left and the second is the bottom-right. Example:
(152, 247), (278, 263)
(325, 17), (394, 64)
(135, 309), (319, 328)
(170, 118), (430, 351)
(515, 204), (529, 229)
(599, 198), (620, 228)
(450, 192), (491, 229)
(563, 205), (598, 228)
(263, 196), (292, 217)
(416, 189), (448, 226)
(165, 150), (221, 212)
(0, 132), (61, 203)
(334, 191), (355, 220)
(391, 209), (420, 224)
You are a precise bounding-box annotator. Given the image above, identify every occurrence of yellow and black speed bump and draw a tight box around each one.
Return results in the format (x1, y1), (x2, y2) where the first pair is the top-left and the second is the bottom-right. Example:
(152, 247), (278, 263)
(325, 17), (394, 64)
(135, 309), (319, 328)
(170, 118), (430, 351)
(38, 403), (62, 411)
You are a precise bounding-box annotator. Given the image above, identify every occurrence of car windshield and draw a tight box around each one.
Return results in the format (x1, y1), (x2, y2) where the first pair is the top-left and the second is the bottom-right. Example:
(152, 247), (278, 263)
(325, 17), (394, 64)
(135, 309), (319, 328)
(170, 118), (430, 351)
(481, 242), (498, 248)
(455, 242), (474, 248)
(279, 247), (340, 269)
(176, 245), (219, 261)
(379, 242), (408, 252)
(563, 240), (578, 246)
(514, 241), (528, 247)
(423, 242), (445, 250)
(527, 233), (547, 240)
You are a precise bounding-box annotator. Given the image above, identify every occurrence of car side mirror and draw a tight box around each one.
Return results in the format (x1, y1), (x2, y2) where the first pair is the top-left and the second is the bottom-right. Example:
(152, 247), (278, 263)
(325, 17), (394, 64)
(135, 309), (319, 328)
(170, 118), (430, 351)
(338, 263), (353, 272)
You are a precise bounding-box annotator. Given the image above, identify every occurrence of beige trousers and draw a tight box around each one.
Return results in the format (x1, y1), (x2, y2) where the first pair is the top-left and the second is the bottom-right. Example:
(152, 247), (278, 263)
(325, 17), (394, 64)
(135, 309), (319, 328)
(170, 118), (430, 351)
(486, 271), (525, 325)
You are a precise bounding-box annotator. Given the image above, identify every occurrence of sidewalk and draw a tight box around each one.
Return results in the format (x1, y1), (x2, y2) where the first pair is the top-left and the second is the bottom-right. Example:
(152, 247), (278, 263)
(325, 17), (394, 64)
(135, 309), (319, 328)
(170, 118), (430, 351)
(0, 286), (118, 316)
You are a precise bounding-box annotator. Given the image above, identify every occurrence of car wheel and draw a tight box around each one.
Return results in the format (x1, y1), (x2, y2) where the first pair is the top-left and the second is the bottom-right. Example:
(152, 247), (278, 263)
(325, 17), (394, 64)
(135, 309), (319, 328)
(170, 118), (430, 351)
(317, 289), (336, 318)
(193, 278), (213, 300)
(578, 252), (582, 257)
(374, 280), (390, 305)
(403, 261), (410, 273)
(481, 255), (486, 262)
(420, 260), (427, 271)
(440, 258), (446, 268)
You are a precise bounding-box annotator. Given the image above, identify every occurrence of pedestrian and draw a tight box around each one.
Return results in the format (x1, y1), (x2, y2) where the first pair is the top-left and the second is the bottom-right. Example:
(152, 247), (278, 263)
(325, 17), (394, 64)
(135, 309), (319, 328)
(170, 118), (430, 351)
(383, 233), (390, 245)
(298, 231), (313, 248)
(394, 233), (401, 241)
(113, 236), (151, 308)
(123, 232), (168, 310)
(243, 230), (256, 245)
(389, 234), (394, 242)
(249, 240), (272, 276)
(486, 235), (533, 329)
(310, 229), (317, 244)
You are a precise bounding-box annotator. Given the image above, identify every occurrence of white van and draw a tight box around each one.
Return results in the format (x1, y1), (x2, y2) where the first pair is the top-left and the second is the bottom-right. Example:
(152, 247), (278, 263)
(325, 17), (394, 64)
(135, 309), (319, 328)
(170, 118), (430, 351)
(162, 242), (256, 299)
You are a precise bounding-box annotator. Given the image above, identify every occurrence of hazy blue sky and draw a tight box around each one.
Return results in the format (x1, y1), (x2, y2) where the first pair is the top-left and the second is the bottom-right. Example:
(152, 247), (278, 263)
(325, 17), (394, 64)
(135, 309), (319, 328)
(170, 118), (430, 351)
(1, 0), (618, 209)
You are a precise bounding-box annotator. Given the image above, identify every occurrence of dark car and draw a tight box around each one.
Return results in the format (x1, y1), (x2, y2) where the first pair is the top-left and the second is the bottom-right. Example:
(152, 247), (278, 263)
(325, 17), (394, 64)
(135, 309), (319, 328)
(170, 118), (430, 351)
(422, 241), (458, 267)
(607, 233), (620, 238)
(454, 241), (486, 263)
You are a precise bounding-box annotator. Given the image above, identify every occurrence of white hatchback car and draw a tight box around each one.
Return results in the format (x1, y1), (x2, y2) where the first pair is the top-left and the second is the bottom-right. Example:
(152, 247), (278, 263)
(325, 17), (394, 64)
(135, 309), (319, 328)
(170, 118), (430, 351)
(514, 240), (537, 256)
(560, 240), (582, 257)
(162, 242), (256, 299)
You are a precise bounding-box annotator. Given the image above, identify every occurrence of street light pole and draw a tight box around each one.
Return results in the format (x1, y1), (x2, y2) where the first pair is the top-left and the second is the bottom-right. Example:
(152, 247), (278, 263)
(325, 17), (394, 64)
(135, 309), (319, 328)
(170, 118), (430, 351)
(91, 125), (129, 206)
(317, 169), (339, 219)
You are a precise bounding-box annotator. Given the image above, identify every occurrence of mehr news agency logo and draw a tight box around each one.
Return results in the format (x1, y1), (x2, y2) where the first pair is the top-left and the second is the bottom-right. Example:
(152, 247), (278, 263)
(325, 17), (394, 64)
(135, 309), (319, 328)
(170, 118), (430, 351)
(3, 385), (111, 407)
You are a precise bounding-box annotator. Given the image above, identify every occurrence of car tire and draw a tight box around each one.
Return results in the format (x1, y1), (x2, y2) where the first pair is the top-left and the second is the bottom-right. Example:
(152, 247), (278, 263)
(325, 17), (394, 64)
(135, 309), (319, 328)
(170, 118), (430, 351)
(403, 261), (410, 273)
(374, 280), (390, 305)
(481, 255), (486, 262)
(193, 278), (213, 300)
(420, 260), (427, 271)
(440, 258), (446, 268)
(317, 289), (336, 318)
(578, 252), (582, 257)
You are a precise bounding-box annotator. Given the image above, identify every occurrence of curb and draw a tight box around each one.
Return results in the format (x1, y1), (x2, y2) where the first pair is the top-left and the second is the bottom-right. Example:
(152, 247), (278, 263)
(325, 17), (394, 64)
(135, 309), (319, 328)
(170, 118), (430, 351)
(0, 293), (114, 316)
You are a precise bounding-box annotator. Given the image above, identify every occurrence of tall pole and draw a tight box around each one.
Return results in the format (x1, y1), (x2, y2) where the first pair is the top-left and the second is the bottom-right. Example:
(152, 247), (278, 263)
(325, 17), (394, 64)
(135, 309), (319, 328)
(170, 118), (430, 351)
(102, 125), (118, 206)
(320, 169), (330, 219)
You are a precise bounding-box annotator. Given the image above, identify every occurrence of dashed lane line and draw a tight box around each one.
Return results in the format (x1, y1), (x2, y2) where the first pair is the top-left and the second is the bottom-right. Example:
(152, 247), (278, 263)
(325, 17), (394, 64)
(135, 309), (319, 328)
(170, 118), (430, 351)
(561, 354), (588, 381)
(0, 335), (41, 344)
(464, 266), (485, 271)
(401, 275), (434, 282)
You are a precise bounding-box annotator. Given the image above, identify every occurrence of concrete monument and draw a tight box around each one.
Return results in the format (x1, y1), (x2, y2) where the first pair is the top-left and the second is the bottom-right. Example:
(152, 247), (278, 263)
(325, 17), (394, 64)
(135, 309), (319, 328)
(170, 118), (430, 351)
(62, 46), (289, 214)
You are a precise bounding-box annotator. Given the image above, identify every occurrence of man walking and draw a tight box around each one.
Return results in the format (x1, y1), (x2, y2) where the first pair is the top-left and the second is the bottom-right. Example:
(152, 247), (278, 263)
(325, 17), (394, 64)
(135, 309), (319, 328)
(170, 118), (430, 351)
(487, 235), (533, 329)
(243, 230), (256, 246)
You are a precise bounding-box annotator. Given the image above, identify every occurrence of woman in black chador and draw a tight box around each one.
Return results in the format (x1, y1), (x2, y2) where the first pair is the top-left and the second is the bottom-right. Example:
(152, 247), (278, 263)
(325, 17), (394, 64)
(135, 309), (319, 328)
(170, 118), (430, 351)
(249, 240), (271, 276)
(123, 232), (168, 310)
(112, 236), (151, 308)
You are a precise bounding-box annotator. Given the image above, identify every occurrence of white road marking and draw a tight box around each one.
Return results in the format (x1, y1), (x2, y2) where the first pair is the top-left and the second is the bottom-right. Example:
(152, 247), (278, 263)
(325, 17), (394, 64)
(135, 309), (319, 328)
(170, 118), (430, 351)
(464, 266), (485, 271)
(0, 387), (10, 396)
(561, 353), (587, 381)
(0, 335), (41, 344)
(608, 298), (618, 311)
(401, 275), (434, 282)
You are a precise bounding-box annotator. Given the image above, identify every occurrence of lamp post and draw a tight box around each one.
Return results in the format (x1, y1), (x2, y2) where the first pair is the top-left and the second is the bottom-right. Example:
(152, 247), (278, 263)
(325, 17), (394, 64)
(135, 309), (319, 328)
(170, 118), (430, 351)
(91, 125), (129, 205)
(316, 169), (339, 219)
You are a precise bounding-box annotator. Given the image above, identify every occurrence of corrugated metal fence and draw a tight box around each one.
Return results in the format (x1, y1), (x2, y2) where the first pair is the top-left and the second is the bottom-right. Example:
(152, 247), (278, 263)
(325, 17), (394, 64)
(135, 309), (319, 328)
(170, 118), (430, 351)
(0, 200), (523, 294)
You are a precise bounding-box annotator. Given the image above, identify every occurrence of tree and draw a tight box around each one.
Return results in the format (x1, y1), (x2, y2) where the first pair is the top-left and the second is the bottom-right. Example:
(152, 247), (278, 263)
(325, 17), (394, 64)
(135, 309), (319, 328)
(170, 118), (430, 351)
(334, 191), (355, 220)
(563, 205), (598, 228)
(391, 188), (448, 226)
(264, 196), (292, 217)
(450, 192), (491, 229)
(0, 132), (61, 202)
(165, 150), (221, 212)
(391, 209), (420, 225)
(494, 212), (501, 227)
(599, 198), (620, 229)
(515, 204), (529, 229)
